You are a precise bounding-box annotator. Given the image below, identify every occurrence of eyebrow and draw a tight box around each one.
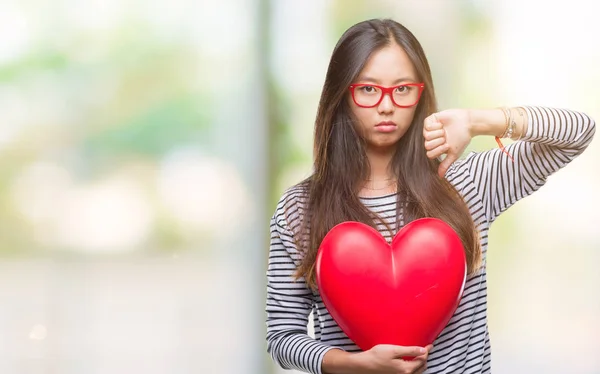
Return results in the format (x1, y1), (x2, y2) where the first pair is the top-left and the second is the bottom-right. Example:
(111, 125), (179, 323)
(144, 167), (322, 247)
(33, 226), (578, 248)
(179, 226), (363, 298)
(356, 76), (416, 84)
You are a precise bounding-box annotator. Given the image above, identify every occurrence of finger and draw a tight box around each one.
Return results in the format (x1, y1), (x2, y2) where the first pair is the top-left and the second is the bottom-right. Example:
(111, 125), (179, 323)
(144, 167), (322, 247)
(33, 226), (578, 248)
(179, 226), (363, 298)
(393, 359), (422, 373)
(413, 351), (430, 360)
(392, 346), (428, 358)
(426, 144), (449, 159)
(403, 358), (426, 373)
(424, 116), (443, 131)
(415, 344), (433, 354)
(412, 347), (431, 361)
(424, 137), (446, 151)
(423, 128), (445, 141)
(438, 153), (457, 178)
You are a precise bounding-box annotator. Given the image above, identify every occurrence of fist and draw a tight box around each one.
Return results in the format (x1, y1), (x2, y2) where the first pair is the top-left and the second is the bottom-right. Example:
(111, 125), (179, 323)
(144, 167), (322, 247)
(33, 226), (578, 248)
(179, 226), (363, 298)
(423, 109), (473, 178)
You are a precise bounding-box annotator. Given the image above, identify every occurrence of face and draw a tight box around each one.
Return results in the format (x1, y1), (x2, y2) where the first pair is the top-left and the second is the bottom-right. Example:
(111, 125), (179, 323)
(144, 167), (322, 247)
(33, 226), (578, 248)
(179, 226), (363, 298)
(348, 42), (421, 152)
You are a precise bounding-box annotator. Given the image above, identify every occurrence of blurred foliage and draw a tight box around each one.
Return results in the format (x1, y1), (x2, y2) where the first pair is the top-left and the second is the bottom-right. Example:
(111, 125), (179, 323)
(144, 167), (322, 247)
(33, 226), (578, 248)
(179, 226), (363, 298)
(0, 50), (69, 82)
(0, 13), (215, 255)
(83, 93), (210, 164)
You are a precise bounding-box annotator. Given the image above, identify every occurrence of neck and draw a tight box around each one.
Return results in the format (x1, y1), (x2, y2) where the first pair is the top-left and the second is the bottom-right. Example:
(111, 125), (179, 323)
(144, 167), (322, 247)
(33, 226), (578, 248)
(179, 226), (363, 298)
(365, 147), (395, 181)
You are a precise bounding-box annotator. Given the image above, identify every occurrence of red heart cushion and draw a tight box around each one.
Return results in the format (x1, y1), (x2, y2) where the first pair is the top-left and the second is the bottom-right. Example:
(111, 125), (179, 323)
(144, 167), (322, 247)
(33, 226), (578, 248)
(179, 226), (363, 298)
(315, 218), (466, 350)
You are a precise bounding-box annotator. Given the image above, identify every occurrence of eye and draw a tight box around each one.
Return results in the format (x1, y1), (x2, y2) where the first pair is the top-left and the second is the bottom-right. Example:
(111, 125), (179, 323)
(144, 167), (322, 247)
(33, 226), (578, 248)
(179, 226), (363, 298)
(361, 86), (376, 93)
(396, 85), (408, 93)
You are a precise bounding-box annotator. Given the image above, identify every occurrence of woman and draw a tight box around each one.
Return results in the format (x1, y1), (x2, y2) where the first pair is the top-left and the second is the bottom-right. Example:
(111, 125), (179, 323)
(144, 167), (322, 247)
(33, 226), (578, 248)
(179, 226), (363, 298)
(265, 18), (595, 374)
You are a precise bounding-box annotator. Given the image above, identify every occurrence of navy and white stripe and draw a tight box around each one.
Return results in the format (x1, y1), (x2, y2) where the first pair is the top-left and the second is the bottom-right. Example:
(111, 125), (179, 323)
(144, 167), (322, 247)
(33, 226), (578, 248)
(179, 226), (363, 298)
(266, 106), (595, 374)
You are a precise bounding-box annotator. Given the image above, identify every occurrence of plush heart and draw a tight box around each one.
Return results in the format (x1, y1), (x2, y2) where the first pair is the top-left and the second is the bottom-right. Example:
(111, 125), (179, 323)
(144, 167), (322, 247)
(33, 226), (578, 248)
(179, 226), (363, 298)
(315, 218), (466, 351)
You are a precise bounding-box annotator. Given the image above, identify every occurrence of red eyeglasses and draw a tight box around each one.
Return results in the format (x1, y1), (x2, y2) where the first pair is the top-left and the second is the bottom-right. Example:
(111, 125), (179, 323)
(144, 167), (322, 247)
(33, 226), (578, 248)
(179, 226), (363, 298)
(348, 83), (425, 108)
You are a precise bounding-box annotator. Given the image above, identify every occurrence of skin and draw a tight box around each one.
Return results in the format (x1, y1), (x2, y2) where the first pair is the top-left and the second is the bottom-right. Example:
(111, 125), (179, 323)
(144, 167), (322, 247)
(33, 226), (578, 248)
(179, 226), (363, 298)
(322, 42), (528, 374)
(349, 43), (420, 153)
(348, 43), (419, 196)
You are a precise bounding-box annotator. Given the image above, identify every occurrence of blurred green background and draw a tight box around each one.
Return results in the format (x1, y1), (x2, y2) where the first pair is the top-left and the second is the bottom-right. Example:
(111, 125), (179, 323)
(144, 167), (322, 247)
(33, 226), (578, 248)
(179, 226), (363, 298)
(0, 0), (598, 373)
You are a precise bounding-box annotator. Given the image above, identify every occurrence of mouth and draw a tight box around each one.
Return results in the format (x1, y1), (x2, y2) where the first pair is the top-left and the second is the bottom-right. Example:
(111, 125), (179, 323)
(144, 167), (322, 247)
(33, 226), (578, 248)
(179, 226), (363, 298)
(375, 121), (398, 133)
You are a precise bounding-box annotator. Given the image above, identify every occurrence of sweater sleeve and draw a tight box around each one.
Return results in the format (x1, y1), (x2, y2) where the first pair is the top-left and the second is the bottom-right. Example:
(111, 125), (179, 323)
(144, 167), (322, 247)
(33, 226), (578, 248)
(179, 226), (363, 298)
(265, 190), (339, 374)
(446, 106), (596, 223)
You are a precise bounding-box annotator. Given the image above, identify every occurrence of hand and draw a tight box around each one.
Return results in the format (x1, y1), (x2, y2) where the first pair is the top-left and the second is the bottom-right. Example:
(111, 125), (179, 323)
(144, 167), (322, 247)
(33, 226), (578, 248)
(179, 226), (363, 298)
(350, 344), (433, 374)
(423, 109), (473, 178)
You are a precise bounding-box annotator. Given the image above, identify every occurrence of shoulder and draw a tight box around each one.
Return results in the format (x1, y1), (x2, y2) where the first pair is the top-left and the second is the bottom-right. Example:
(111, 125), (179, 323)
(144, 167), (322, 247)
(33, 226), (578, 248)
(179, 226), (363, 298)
(273, 181), (310, 234)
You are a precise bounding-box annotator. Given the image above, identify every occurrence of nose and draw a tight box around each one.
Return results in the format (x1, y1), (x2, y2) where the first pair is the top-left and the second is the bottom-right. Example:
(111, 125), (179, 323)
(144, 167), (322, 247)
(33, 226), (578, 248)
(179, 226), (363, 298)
(377, 92), (394, 114)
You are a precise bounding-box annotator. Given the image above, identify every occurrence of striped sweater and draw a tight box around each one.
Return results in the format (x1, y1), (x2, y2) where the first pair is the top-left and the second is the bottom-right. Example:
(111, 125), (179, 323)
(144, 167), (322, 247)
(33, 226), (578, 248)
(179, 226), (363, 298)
(265, 106), (595, 374)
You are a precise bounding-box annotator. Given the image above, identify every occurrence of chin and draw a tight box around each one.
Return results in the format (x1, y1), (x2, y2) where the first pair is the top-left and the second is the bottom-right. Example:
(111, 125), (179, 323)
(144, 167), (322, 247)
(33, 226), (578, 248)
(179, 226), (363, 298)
(368, 140), (400, 152)
(368, 134), (403, 150)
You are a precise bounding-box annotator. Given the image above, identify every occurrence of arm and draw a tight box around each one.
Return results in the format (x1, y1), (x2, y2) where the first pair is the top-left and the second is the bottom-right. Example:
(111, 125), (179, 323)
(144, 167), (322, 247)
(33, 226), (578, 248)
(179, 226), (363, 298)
(266, 193), (340, 374)
(322, 349), (361, 374)
(323, 345), (431, 374)
(266, 191), (432, 374)
(454, 106), (595, 222)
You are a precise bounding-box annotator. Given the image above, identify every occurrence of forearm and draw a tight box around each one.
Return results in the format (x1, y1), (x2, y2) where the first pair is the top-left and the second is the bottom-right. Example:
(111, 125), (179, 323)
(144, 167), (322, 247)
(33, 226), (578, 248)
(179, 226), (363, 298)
(322, 349), (364, 374)
(456, 106), (595, 222)
(469, 106), (595, 153)
(469, 107), (528, 139)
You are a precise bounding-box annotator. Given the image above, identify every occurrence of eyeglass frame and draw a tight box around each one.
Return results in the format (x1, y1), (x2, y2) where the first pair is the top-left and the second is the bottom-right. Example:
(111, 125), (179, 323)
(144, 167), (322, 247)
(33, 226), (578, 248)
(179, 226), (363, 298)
(348, 83), (425, 108)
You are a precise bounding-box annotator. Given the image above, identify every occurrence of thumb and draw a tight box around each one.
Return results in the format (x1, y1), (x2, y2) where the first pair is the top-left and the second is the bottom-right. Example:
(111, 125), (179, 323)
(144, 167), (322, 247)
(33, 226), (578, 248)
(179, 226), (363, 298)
(432, 110), (451, 123)
(438, 152), (457, 178)
(393, 346), (427, 358)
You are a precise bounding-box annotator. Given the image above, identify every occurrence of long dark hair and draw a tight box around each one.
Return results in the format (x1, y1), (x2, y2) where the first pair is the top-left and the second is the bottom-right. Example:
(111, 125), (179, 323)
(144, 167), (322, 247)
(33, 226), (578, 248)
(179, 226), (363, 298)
(294, 18), (481, 289)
